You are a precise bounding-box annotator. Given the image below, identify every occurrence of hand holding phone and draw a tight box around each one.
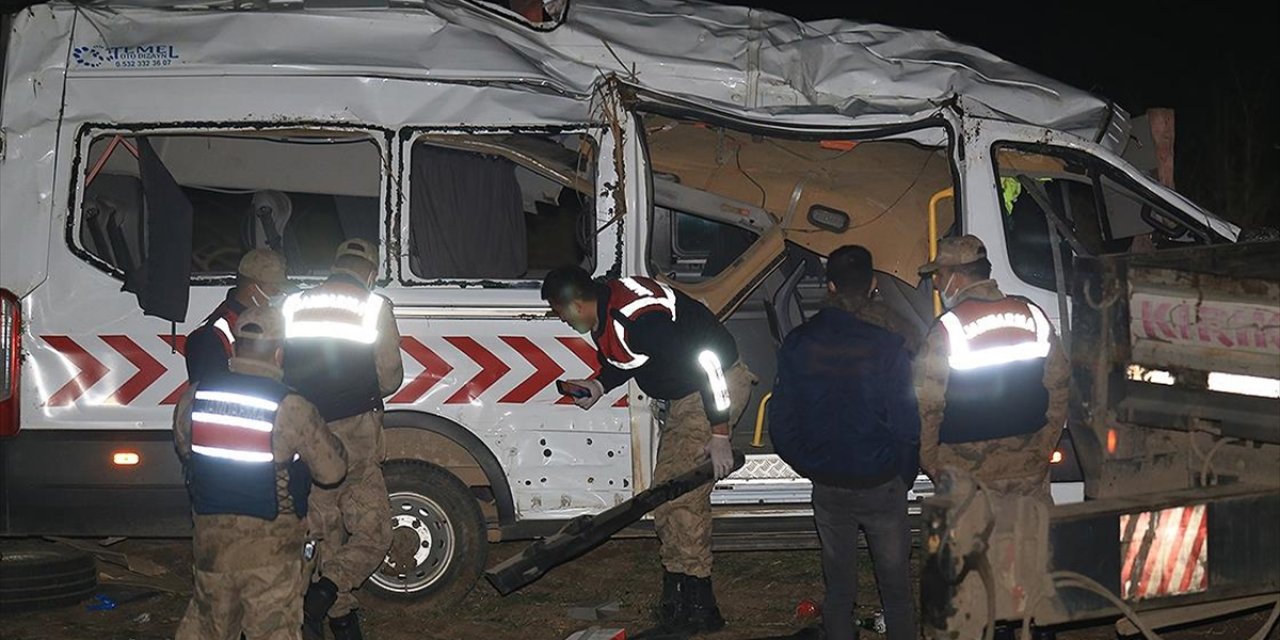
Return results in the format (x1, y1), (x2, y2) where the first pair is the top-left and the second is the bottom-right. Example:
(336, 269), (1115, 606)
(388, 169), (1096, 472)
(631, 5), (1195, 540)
(556, 380), (592, 399)
(557, 379), (604, 410)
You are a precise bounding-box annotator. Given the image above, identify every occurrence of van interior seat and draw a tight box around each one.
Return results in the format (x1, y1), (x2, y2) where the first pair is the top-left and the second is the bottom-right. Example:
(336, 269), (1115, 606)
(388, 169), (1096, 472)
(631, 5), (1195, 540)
(242, 189), (294, 255)
(80, 173), (144, 272)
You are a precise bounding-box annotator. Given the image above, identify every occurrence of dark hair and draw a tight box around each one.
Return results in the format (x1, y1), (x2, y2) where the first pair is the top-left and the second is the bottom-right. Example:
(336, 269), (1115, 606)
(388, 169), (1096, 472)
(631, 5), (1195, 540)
(541, 266), (599, 305)
(826, 245), (874, 295)
(953, 257), (993, 280)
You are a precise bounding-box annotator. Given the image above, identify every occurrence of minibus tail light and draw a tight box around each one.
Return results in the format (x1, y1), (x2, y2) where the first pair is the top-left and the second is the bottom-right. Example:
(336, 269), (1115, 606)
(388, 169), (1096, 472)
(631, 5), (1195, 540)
(0, 288), (22, 437)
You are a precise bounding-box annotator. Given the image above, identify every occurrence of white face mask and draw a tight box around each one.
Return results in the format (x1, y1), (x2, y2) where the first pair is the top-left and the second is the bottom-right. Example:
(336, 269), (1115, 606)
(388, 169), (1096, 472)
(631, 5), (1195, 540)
(248, 283), (287, 308)
(939, 273), (959, 309)
(247, 283), (269, 308)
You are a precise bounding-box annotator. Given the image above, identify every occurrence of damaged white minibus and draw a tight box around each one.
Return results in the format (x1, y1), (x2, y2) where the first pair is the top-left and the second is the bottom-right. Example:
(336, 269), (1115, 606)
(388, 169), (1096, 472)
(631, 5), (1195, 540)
(0, 0), (1237, 604)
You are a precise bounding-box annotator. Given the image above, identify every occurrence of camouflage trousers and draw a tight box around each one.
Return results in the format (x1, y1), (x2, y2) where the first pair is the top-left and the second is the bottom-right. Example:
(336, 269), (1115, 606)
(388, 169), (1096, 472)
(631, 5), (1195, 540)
(652, 361), (756, 578)
(935, 432), (1053, 504)
(308, 409), (393, 617)
(175, 559), (305, 640)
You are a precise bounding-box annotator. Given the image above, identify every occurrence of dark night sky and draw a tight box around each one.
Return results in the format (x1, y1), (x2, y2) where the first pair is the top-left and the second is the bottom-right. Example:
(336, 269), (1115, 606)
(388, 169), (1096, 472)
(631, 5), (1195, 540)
(710, 1), (1275, 116)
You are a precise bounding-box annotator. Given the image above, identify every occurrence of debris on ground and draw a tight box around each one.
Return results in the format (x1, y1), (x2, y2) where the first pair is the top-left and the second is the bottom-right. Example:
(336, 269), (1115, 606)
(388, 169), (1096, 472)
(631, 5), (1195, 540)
(567, 600), (621, 621)
(46, 536), (168, 577)
(564, 627), (626, 640)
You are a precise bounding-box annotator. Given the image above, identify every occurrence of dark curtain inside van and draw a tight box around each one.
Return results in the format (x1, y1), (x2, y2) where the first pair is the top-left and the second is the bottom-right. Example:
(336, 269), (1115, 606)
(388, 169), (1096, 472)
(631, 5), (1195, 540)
(408, 145), (526, 279)
(121, 138), (193, 323)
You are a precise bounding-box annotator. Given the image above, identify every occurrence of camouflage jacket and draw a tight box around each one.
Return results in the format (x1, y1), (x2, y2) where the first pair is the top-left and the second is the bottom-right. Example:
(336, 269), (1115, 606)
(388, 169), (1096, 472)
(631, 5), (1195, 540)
(912, 280), (1070, 487)
(174, 357), (347, 572)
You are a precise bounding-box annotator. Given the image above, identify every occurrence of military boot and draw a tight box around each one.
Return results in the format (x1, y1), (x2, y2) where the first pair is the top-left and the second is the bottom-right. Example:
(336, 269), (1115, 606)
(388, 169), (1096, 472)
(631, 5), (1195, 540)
(329, 610), (364, 640)
(657, 570), (687, 624)
(630, 571), (693, 640)
(302, 577), (338, 640)
(683, 575), (726, 633)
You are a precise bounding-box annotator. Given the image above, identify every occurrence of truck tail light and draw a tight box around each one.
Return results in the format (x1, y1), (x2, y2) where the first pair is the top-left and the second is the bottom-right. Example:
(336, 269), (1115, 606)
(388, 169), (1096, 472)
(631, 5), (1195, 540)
(1, 288), (21, 437)
(112, 451), (140, 466)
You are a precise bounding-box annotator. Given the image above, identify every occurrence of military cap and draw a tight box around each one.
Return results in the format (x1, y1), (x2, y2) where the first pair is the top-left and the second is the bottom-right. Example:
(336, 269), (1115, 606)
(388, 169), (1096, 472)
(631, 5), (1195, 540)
(918, 235), (988, 275)
(334, 238), (378, 266)
(234, 306), (284, 341)
(237, 249), (289, 286)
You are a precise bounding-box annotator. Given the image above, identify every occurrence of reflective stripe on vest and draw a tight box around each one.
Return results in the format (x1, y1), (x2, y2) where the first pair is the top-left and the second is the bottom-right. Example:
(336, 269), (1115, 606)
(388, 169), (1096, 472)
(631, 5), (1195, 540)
(190, 390), (279, 463)
(282, 291), (384, 344)
(617, 277), (678, 319)
(603, 278), (677, 371)
(697, 350), (731, 411)
(609, 318), (649, 370)
(939, 302), (1051, 371)
(212, 317), (235, 350)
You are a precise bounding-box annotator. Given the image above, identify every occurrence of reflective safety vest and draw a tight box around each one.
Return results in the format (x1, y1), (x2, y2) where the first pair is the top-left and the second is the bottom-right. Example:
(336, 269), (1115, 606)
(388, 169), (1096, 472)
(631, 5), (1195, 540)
(596, 277), (677, 371)
(937, 297), (1052, 444)
(281, 274), (383, 421)
(185, 301), (240, 384)
(187, 371), (311, 519)
(203, 303), (239, 355)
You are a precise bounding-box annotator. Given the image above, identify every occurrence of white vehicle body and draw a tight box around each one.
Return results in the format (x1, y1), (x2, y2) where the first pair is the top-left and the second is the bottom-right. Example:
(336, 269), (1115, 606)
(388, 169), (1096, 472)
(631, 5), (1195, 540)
(0, 0), (1235, 600)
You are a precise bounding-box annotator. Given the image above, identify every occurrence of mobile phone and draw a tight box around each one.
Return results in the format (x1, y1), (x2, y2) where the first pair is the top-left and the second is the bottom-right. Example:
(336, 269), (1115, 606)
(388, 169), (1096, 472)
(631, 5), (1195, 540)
(556, 380), (592, 399)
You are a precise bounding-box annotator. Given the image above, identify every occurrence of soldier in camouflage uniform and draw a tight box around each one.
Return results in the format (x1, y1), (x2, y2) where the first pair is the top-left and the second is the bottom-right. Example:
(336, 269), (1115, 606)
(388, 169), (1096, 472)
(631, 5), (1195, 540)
(283, 239), (404, 640)
(836, 286), (926, 356)
(913, 235), (1070, 503)
(185, 249), (291, 385)
(173, 307), (348, 640)
(542, 266), (756, 638)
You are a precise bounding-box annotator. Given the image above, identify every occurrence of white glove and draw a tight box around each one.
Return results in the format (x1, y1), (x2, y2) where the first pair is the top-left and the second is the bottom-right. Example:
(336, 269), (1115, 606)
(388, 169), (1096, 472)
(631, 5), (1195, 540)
(704, 433), (734, 480)
(566, 379), (604, 410)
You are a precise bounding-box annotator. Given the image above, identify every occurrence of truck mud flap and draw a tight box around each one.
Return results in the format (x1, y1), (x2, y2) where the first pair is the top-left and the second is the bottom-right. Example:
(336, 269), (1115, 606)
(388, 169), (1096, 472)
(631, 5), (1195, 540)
(485, 451), (745, 595)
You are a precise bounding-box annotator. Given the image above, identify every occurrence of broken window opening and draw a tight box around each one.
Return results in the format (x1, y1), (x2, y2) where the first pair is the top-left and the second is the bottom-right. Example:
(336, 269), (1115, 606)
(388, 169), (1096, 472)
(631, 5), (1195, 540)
(466, 0), (569, 31)
(77, 129), (384, 281)
(994, 143), (1212, 293)
(405, 132), (597, 285)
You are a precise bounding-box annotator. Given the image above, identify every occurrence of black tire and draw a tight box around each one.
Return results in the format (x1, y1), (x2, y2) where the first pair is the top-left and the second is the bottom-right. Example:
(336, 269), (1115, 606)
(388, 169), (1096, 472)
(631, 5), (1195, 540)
(0, 542), (98, 613)
(367, 460), (487, 610)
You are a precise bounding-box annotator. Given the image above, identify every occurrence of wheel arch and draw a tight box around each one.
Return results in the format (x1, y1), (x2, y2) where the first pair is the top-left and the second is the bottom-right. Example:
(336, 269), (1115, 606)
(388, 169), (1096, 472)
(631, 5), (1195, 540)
(382, 410), (515, 530)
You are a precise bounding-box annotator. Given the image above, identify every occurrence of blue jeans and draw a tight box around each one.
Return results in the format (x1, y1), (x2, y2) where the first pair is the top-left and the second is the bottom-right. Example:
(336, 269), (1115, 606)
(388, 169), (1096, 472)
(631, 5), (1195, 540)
(812, 477), (918, 640)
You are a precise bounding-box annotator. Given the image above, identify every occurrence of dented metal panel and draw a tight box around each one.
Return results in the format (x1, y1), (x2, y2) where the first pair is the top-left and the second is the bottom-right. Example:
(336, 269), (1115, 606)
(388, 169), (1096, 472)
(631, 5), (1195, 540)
(50, 0), (1127, 144)
(0, 6), (72, 297)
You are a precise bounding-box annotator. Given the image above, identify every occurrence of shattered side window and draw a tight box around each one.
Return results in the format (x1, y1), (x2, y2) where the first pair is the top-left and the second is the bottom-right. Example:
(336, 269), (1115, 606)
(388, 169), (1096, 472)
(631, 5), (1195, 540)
(404, 132), (596, 283)
(994, 143), (1208, 292)
(466, 0), (568, 30)
(76, 130), (383, 281)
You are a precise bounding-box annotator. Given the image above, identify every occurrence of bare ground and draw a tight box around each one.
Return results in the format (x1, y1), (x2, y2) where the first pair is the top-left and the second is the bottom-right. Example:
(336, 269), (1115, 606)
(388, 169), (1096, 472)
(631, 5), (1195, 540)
(0, 538), (1275, 640)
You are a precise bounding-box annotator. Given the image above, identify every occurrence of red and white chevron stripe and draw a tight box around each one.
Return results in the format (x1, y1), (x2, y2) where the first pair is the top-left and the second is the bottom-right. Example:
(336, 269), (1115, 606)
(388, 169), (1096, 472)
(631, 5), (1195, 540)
(39, 334), (628, 408)
(1119, 504), (1208, 601)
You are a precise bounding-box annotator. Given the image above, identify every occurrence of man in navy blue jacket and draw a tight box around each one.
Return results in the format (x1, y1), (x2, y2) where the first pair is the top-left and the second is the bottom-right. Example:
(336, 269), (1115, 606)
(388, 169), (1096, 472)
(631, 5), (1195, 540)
(769, 245), (920, 640)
